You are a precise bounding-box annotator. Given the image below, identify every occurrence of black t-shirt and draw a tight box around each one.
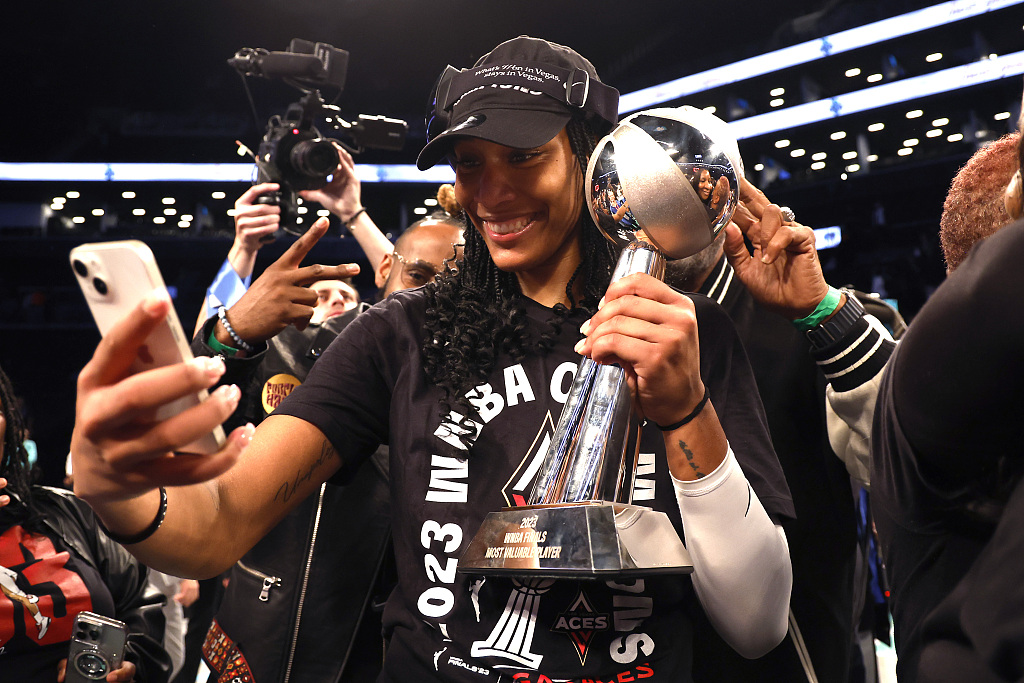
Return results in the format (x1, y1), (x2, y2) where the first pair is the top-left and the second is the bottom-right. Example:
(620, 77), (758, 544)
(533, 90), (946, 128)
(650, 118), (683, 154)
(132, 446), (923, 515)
(1, 521), (117, 680)
(276, 288), (792, 682)
(872, 219), (1024, 682)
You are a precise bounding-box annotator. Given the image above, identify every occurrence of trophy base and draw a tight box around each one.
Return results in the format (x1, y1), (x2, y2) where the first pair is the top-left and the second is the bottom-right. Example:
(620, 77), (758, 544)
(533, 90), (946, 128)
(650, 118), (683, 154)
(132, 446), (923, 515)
(458, 501), (693, 578)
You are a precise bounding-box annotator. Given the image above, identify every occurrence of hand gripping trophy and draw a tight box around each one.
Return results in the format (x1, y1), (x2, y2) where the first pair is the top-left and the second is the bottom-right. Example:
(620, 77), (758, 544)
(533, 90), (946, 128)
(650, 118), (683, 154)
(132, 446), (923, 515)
(459, 106), (744, 577)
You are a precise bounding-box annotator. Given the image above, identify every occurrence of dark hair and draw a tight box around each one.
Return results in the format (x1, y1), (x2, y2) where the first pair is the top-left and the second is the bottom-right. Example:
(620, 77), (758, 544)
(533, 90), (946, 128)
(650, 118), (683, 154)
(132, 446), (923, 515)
(421, 115), (618, 452)
(0, 365), (40, 527)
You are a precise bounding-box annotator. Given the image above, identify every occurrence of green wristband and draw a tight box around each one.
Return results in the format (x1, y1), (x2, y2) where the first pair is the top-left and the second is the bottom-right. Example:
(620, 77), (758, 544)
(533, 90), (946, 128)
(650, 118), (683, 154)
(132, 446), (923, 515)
(207, 328), (239, 357)
(792, 286), (842, 331)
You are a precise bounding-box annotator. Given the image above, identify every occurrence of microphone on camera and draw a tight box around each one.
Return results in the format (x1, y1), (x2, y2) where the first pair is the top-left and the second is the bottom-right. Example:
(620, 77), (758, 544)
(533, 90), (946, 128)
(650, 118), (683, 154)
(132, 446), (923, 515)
(229, 49), (324, 80)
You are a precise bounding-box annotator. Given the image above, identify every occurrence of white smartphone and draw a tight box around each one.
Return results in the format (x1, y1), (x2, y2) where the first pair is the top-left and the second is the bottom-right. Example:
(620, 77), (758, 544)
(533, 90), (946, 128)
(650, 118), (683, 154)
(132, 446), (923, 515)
(70, 240), (226, 455)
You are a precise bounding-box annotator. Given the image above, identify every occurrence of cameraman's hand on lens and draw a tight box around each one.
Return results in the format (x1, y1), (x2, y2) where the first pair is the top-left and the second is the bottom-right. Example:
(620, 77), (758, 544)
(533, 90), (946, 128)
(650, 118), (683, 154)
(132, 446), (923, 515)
(218, 217), (360, 344)
(299, 145), (362, 221)
(57, 656), (137, 682)
(723, 177), (830, 320)
(71, 291), (254, 507)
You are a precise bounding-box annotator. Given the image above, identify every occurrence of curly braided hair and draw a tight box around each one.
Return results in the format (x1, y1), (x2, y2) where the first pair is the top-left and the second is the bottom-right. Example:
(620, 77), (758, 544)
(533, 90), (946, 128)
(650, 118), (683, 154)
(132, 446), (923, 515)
(0, 365), (39, 527)
(421, 116), (619, 452)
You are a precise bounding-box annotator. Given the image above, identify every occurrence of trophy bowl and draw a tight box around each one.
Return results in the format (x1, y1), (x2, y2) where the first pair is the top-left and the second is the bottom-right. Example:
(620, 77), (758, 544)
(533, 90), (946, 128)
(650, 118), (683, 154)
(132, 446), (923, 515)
(587, 105), (744, 260)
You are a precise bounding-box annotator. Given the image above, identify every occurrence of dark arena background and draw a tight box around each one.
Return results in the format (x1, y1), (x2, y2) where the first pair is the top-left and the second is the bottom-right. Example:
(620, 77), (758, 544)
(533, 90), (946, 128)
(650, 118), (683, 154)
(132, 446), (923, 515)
(1, 0), (1021, 484)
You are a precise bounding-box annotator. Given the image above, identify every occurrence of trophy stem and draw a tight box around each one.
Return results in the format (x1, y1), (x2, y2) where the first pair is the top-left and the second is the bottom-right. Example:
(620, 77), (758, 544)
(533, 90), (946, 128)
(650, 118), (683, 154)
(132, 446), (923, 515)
(527, 241), (664, 506)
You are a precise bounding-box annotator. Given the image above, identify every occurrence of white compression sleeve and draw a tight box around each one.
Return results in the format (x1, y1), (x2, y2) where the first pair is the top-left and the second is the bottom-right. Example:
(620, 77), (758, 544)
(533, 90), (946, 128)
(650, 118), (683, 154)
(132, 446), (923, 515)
(673, 446), (792, 658)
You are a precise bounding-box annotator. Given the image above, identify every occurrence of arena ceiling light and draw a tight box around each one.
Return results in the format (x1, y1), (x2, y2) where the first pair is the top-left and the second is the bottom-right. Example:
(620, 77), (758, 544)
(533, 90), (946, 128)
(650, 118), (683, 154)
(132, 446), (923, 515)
(0, 161), (457, 184)
(618, 0), (1023, 114)
(727, 50), (1024, 140)
(3, 1), (1021, 184)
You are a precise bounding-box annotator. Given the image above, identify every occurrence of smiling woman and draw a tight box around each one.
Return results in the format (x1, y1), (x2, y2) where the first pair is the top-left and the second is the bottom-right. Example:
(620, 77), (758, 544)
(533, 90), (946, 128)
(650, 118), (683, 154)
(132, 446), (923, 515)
(449, 132), (584, 296)
(69, 35), (794, 683)
(416, 38), (621, 437)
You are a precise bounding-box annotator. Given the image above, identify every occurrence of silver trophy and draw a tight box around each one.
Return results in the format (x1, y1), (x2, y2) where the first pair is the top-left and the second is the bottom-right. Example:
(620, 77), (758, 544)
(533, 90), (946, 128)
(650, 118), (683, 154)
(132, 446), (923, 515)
(459, 107), (744, 577)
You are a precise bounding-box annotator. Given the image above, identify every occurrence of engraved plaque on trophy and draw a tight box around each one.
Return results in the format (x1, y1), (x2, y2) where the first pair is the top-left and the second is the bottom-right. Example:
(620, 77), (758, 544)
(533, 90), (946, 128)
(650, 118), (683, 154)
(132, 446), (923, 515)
(459, 107), (744, 577)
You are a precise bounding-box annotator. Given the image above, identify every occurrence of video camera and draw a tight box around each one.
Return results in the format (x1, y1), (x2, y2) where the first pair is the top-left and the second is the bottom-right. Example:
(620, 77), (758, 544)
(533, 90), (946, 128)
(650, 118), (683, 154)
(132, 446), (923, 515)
(229, 39), (408, 233)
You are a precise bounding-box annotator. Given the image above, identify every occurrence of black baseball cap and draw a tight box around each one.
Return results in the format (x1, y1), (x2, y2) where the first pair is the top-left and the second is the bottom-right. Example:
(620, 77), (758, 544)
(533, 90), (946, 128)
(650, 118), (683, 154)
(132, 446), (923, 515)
(417, 36), (619, 171)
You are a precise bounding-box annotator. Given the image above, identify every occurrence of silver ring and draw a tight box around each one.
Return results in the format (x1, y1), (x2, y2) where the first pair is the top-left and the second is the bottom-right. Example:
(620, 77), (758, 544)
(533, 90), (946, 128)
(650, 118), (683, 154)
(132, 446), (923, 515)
(779, 206), (796, 223)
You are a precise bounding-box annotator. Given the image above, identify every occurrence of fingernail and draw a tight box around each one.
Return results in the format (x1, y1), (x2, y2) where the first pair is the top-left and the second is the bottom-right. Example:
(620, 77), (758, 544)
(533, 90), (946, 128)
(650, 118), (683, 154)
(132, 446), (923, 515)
(237, 423), (255, 447)
(579, 320), (591, 335)
(761, 255), (770, 264)
(212, 384), (241, 404)
(598, 297), (606, 310)
(142, 289), (170, 315)
(574, 339), (585, 354)
(192, 356), (225, 378)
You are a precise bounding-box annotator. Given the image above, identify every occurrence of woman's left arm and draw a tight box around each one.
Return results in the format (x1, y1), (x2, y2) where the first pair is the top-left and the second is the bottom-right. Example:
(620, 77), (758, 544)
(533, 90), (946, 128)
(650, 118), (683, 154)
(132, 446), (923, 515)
(577, 273), (791, 657)
(672, 448), (791, 658)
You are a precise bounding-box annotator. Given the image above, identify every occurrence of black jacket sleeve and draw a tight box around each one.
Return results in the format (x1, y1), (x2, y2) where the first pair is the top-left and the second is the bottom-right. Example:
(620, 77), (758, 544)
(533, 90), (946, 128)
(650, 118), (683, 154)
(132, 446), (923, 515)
(39, 488), (173, 683)
(886, 218), (1024, 476)
(191, 314), (269, 431)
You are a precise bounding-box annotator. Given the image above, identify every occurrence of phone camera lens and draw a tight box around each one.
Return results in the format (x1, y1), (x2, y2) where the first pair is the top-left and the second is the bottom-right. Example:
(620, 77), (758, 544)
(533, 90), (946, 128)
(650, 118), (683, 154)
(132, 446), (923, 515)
(74, 651), (109, 679)
(92, 277), (108, 296)
(72, 259), (88, 278)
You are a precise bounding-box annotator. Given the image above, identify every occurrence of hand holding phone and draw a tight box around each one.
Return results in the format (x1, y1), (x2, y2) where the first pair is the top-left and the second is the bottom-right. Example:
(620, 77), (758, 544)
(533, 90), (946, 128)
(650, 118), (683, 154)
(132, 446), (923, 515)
(70, 240), (226, 455)
(64, 612), (128, 683)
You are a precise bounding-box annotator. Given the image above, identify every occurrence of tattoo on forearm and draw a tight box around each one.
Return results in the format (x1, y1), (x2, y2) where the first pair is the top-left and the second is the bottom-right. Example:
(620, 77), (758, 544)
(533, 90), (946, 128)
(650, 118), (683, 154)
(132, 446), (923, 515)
(274, 439), (335, 503)
(677, 439), (706, 479)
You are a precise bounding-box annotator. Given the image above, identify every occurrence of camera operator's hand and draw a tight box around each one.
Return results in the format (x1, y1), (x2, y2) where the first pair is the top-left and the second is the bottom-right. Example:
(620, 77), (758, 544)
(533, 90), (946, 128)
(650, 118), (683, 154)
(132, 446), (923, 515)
(300, 145), (394, 270)
(228, 183), (282, 281)
(215, 217), (360, 346)
(300, 145), (362, 222)
(57, 655), (136, 682)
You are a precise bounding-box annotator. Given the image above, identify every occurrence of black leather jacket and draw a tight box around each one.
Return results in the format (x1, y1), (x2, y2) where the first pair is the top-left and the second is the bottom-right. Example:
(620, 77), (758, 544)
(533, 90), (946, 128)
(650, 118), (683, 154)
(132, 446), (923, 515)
(23, 486), (172, 682)
(194, 308), (392, 683)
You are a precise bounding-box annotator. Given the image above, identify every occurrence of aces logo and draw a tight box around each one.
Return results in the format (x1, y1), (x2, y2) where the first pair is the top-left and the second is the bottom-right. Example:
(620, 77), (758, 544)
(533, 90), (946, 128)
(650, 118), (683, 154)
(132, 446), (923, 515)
(552, 590), (609, 665)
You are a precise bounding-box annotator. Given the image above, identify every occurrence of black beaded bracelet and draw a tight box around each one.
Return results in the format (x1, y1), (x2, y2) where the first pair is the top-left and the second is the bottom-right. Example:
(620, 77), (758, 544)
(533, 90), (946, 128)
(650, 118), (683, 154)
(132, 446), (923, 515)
(217, 306), (255, 353)
(655, 386), (711, 431)
(99, 487), (167, 545)
(345, 207), (367, 228)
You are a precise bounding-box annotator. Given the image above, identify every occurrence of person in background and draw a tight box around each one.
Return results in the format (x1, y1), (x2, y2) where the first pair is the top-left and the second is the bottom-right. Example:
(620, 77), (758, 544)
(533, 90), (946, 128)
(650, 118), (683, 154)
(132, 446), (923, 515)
(309, 278), (360, 324)
(720, 102), (1024, 682)
(0, 364), (171, 682)
(194, 190), (463, 683)
(665, 177), (860, 683)
(194, 145), (393, 335)
(64, 455), (198, 681)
